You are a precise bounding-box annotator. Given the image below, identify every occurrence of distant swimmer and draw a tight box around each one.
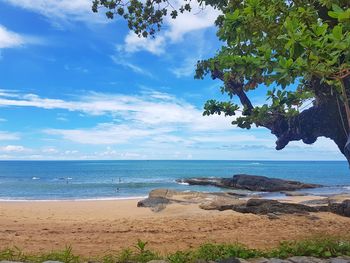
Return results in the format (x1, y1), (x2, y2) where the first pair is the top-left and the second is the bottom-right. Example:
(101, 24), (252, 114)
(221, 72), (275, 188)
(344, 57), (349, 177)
(116, 187), (120, 192)
(118, 177), (122, 183)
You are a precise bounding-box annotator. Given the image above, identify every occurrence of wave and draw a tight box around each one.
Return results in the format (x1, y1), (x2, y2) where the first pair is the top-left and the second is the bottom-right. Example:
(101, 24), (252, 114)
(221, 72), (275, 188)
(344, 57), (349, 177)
(32, 177), (40, 180)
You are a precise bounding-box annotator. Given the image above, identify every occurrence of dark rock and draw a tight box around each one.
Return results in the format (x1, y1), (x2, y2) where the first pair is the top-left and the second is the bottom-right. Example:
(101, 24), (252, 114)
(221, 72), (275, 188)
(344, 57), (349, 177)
(217, 258), (241, 263)
(137, 197), (170, 210)
(248, 259), (270, 263)
(300, 199), (330, 205)
(306, 215), (321, 221)
(232, 175), (321, 192)
(177, 174), (321, 192)
(288, 256), (325, 263)
(281, 191), (310, 197)
(329, 200), (350, 217)
(199, 198), (246, 211)
(267, 213), (280, 220)
(263, 259), (291, 263)
(177, 177), (235, 189)
(329, 256), (350, 263)
(233, 199), (318, 215)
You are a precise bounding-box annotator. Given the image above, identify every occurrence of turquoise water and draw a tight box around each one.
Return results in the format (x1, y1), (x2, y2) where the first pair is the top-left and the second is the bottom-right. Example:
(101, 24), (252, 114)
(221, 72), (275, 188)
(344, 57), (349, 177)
(0, 160), (349, 200)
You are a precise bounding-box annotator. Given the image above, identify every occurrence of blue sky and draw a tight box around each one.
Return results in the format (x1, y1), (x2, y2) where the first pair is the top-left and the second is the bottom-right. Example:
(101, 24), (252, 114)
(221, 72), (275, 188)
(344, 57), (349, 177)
(0, 0), (344, 160)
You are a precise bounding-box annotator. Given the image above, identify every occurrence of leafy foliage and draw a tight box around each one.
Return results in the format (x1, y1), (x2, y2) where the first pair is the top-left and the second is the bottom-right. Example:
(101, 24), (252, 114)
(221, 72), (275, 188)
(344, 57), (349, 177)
(93, 0), (350, 160)
(195, 0), (350, 129)
(1, 238), (350, 262)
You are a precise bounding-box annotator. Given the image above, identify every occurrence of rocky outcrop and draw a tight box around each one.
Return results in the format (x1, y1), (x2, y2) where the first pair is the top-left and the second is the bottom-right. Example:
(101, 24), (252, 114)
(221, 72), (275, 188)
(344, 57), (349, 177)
(138, 189), (350, 218)
(232, 199), (319, 215)
(329, 200), (350, 217)
(177, 174), (321, 192)
(137, 189), (245, 212)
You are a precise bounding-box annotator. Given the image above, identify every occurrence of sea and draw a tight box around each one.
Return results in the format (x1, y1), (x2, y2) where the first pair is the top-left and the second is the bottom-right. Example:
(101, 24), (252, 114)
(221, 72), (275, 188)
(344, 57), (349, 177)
(0, 160), (349, 201)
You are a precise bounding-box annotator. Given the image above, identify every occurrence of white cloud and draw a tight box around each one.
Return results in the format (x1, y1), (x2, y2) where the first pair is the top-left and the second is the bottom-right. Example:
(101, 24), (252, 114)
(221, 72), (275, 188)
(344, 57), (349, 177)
(171, 56), (198, 78)
(0, 131), (20, 141)
(0, 145), (28, 152)
(120, 4), (220, 55)
(46, 123), (171, 145)
(123, 33), (166, 55)
(0, 25), (25, 49)
(111, 55), (155, 78)
(0, 89), (343, 161)
(0, 24), (45, 52)
(0, 90), (234, 130)
(41, 147), (59, 154)
(2, 0), (101, 24)
(164, 7), (220, 42)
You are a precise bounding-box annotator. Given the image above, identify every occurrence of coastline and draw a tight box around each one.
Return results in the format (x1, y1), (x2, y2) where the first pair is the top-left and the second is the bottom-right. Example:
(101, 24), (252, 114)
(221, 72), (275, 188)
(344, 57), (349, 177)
(1, 196), (350, 257)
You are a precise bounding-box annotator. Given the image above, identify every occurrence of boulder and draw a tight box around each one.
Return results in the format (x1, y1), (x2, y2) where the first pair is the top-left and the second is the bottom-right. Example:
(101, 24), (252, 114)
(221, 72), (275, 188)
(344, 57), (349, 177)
(233, 199), (318, 215)
(177, 174), (321, 192)
(138, 189), (244, 212)
(137, 196), (170, 207)
(199, 198), (246, 211)
(329, 199), (350, 217)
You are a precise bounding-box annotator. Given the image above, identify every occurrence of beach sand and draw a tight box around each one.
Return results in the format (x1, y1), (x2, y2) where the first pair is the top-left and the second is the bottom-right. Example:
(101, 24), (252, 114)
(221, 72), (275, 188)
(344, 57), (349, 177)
(1, 198), (350, 257)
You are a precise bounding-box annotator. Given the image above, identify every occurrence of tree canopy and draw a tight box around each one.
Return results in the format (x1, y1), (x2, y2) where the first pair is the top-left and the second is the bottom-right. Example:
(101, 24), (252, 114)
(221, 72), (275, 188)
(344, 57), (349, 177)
(93, 0), (350, 164)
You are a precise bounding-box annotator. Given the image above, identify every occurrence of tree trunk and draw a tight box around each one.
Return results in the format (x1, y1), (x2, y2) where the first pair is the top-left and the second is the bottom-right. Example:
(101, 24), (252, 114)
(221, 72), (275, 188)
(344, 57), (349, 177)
(259, 82), (350, 165)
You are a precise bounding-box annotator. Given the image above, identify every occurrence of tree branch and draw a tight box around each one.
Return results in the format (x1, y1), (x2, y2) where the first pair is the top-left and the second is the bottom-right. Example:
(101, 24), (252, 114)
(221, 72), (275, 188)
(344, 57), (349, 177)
(211, 69), (254, 114)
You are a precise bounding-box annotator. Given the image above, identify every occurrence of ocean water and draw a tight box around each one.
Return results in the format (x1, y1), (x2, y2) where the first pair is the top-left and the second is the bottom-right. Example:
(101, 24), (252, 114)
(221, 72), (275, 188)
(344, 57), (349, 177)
(0, 160), (349, 201)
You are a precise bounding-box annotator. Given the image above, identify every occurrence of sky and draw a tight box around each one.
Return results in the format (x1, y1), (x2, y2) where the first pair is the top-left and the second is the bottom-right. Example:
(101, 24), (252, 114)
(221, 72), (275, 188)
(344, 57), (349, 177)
(0, 0), (345, 160)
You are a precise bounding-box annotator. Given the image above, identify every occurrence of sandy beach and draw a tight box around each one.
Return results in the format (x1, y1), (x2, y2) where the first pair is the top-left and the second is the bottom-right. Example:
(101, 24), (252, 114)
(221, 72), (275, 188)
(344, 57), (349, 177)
(1, 198), (350, 257)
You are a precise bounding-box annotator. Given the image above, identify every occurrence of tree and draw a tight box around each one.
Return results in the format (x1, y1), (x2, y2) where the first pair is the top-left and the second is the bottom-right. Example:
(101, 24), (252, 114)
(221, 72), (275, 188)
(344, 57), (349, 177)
(92, 0), (350, 164)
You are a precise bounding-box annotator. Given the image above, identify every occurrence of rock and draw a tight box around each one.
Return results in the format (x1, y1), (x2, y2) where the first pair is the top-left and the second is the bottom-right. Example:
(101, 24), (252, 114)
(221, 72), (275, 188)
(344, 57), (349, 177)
(176, 177), (235, 189)
(263, 259), (291, 263)
(137, 197), (170, 211)
(306, 215), (321, 221)
(267, 213), (280, 220)
(233, 199), (318, 215)
(177, 174), (321, 192)
(199, 198), (246, 211)
(329, 200), (350, 217)
(281, 191), (310, 197)
(329, 256), (350, 263)
(149, 189), (177, 198)
(300, 199), (330, 206)
(232, 175), (321, 192)
(216, 258), (242, 263)
(288, 256), (325, 263)
(138, 189), (244, 212)
(248, 259), (270, 263)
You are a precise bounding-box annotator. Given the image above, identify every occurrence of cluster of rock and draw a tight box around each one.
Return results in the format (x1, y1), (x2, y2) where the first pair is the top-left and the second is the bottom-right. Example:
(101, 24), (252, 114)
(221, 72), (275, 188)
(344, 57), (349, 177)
(176, 174), (321, 192)
(138, 175), (350, 218)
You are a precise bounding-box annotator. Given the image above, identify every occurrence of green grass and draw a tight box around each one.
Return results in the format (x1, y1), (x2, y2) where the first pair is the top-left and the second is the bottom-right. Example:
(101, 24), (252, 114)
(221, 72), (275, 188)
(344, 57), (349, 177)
(1, 238), (350, 263)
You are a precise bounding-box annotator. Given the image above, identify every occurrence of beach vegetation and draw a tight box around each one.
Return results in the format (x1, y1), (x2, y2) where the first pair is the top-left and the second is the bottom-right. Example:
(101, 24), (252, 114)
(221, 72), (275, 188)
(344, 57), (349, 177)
(1, 237), (350, 262)
(92, 0), (350, 164)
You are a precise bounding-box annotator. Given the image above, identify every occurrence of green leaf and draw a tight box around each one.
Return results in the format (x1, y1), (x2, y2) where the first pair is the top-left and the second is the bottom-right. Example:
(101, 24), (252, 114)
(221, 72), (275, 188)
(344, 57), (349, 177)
(332, 25), (343, 40)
